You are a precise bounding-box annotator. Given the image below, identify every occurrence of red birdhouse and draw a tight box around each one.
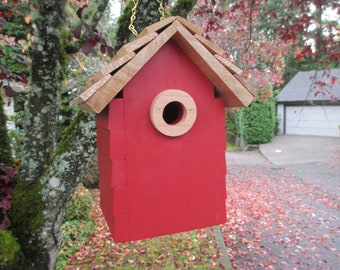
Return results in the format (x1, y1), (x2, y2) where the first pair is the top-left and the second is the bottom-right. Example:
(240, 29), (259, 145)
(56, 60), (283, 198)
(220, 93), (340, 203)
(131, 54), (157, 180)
(74, 16), (255, 242)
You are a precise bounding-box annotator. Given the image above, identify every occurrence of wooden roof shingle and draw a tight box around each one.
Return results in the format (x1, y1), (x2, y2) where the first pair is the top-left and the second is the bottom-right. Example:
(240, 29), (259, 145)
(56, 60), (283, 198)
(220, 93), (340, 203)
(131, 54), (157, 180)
(73, 16), (255, 113)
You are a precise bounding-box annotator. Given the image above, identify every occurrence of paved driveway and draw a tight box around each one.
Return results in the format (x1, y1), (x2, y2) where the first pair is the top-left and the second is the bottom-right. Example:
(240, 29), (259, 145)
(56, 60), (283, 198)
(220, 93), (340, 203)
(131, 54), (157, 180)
(260, 135), (340, 166)
(224, 135), (340, 269)
(260, 135), (340, 194)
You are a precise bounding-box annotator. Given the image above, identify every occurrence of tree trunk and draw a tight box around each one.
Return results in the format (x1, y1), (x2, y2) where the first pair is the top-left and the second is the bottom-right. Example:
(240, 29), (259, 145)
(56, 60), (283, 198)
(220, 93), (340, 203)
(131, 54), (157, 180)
(313, 4), (324, 60)
(21, 0), (66, 181)
(7, 0), (194, 268)
(8, 1), (107, 269)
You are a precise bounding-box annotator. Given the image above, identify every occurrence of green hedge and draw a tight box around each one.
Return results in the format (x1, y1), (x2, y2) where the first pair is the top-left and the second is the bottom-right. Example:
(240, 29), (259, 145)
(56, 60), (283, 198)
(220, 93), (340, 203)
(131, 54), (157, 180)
(235, 92), (277, 145)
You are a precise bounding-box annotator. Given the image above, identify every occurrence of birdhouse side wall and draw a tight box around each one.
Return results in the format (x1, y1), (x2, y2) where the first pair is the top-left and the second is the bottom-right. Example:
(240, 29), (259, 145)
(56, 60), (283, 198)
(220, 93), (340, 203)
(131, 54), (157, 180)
(96, 99), (130, 240)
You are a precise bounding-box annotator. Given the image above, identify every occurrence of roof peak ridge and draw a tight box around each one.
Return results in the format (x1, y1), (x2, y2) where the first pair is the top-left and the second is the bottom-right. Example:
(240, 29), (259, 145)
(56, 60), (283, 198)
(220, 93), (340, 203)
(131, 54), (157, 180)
(138, 16), (203, 38)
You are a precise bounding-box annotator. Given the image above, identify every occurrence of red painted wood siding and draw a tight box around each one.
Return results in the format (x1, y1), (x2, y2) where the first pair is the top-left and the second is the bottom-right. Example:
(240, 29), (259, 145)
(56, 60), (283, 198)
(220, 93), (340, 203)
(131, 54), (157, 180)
(97, 39), (227, 242)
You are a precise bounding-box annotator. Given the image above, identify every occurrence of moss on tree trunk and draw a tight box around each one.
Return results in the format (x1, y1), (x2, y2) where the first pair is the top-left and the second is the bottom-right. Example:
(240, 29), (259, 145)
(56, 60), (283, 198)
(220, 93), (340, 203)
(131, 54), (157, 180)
(0, 96), (13, 166)
(8, 1), (101, 269)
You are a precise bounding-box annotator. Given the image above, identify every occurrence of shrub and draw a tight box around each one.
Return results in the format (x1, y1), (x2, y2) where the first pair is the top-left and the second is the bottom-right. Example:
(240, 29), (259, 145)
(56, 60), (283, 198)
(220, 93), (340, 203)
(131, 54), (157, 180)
(82, 155), (99, 188)
(226, 110), (238, 144)
(64, 184), (93, 221)
(0, 230), (21, 267)
(236, 89), (277, 145)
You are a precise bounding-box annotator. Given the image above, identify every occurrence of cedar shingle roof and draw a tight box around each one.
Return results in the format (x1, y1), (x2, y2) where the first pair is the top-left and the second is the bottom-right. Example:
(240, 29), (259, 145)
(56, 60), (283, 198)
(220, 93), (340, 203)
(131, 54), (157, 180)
(74, 16), (255, 113)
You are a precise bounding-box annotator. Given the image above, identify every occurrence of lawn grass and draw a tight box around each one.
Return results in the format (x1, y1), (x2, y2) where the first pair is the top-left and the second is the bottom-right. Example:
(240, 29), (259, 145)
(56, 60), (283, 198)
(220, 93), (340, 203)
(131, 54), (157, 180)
(57, 190), (221, 269)
(227, 141), (238, 151)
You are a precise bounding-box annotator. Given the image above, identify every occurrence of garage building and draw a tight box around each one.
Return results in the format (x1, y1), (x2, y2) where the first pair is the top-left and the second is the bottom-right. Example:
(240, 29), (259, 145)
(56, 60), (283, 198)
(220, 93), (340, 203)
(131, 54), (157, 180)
(277, 69), (340, 137)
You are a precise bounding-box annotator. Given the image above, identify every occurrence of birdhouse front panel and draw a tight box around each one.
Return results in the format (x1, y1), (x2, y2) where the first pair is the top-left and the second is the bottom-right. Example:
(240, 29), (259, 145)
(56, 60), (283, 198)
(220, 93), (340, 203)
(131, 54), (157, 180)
(75, 16), (256, 243)
(96, 39), (227, 242)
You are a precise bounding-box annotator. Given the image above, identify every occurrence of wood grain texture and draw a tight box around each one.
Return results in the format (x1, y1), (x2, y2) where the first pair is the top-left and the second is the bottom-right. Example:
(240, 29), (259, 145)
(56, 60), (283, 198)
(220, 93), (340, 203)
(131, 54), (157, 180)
(99, 52), (136, 77)
(234, 73), (257, 96)
(139, 16), (176, 36)
(84, 25), (178, 113)
(172, 21), (254, 107)
(73, 74), (111, 105)
(195, 34), (225, 56)
(85, 52), (135, 89)
(214, 54), (243, 75)
(115, 32), (158, 58)
(175, 16), (203, 35)
(77, 102), (98, 113)
(150, 89), (197, 137)
(76, 16), (256, 114)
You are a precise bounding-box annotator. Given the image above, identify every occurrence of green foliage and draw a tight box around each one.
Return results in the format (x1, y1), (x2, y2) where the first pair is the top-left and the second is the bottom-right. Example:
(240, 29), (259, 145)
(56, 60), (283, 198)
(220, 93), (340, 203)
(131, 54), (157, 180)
(56, 91), (80, 143)
(64, 184), (93, 221)
(54, 110), (92, 157)
(9, 179), (44, 262)
(283, 52), (340, 86)
(0, 230), (21, 267)
(226, 110), (238, 145)
(236, 90), (277, 145)
(115, 0), (169, 50)
(0, 47), (30, 76)
(227, 141), (238, 151)
(56, 219), (95, 270)
(0, 96), (13, 166)
(170, 0), (196, 17)
(111, 231), (217, 269)
(0, 3), (31, 76)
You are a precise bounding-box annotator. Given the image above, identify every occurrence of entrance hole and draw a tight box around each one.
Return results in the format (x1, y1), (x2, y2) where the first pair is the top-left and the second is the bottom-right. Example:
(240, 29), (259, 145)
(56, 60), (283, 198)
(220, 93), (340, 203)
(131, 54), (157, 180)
(162, 101), (184, 125)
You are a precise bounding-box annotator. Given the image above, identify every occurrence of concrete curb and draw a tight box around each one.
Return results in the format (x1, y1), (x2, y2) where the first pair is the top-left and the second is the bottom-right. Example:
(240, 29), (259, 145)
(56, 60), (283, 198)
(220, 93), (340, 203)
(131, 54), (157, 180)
(213, 226), (233, 269)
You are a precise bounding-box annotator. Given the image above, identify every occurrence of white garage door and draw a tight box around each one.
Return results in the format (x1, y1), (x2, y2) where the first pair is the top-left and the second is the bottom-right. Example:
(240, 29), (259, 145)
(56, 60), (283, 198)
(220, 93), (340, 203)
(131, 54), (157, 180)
(285, 106), (340, 137)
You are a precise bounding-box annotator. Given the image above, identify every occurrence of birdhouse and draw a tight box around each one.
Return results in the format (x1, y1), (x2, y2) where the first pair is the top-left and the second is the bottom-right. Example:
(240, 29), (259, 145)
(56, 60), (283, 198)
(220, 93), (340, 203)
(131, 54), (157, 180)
(74, 16), (255, 242)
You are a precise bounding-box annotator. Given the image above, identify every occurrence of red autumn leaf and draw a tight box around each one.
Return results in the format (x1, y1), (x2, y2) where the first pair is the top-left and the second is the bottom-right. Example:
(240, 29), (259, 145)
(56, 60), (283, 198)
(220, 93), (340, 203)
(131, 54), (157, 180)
(77, 5), (88, 19)
(74, 25), (82, 39)
(100, 44), (106, 54)
(296, 53), (304, 61)
(330, 76), (336, 85)
(21, 76), (28, 84)
(81, 39), (92, 55)
(89, 38), (97, 48)
(241, 238), (248, 244)
(106, 46), (114, 58)
(4, 85), (15, 97)
(270, 258), (277, 264)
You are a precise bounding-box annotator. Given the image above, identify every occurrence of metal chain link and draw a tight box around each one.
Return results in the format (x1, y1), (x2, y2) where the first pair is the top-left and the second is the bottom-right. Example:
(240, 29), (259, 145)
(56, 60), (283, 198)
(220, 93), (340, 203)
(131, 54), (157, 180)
(156, 0), (165, 20)
(128, 0), (165, 36)
(128, 0), (139, 36)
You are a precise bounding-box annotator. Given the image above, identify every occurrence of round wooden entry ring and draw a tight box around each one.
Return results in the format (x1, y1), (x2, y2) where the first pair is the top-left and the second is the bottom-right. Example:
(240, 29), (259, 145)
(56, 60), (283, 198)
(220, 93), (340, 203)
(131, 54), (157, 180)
(150, 89), (197, 137)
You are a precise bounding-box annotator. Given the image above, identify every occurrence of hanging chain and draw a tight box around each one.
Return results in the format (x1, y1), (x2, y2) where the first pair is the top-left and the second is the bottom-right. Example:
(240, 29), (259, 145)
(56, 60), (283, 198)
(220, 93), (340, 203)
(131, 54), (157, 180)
(129, 0), (139, 36)
(156, 0), (165, 20)
(129, 0), (165, 36)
